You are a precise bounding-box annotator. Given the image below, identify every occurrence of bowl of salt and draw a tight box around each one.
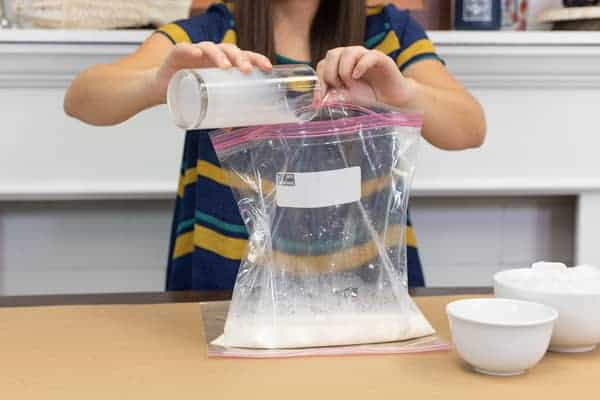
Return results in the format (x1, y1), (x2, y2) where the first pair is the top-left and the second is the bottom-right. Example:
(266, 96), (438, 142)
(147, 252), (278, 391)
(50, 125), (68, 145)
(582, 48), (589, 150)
(494, 262), (600, 353)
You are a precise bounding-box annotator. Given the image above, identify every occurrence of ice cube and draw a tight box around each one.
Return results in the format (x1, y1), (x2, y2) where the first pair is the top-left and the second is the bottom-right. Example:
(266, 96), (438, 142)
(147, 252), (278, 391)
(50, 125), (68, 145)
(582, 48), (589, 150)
(531, 261), (567, 273)
(569, 265), (600, 280)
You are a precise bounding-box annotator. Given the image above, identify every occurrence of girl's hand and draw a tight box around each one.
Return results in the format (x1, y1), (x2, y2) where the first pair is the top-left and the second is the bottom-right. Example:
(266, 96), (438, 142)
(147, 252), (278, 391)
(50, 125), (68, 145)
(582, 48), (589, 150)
(316, 46), (418, 108)
(154, 42), (273, 102)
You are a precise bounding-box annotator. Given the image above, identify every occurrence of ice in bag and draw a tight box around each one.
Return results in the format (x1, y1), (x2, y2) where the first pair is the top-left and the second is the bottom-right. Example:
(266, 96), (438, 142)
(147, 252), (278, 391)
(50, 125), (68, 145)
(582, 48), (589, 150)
(209, 97), (434, 349)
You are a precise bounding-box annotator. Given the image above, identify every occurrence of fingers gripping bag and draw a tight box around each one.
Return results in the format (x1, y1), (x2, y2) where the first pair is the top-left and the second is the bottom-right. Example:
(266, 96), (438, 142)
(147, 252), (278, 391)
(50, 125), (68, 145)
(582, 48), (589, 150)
(209, 95), (434, 349)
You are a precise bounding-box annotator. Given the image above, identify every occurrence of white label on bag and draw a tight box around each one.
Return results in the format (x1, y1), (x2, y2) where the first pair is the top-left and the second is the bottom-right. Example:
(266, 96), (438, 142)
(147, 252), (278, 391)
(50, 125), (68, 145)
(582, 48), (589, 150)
(275, 167), (361, 208)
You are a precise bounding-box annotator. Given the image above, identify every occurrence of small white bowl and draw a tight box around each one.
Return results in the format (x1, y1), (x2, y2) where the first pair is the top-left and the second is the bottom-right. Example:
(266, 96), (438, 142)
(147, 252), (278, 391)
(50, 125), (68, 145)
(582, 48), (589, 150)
(494, 268), (600, 353)
(447, 298), (557, 376)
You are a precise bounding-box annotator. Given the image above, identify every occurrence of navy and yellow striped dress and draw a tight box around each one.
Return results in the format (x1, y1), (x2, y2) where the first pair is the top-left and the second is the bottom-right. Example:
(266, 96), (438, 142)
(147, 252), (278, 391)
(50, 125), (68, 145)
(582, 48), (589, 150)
(157, 3), (443, 290)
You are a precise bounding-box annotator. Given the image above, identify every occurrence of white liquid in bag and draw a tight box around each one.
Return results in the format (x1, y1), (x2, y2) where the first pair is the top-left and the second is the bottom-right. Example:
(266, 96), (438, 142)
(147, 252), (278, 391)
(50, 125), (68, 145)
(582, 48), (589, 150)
(215, 311), (434, 349)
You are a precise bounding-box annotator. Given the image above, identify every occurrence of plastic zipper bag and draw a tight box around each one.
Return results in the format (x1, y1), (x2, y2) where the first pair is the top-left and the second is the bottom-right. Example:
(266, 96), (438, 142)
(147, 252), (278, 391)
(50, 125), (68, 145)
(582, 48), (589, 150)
(209, 98), (434, 349)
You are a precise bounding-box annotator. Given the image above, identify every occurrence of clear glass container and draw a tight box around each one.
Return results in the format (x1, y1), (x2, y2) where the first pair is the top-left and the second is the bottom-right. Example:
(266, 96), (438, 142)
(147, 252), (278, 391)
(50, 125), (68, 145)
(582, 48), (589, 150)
(167, 64), (320, 130)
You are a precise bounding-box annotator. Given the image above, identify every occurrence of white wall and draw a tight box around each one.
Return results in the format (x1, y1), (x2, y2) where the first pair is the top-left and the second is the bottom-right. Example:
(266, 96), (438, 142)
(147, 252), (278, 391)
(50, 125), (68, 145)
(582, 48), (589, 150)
(0, 200), (173, 295)
(413, 197), (574, 287)
(0, 197), (574, 295)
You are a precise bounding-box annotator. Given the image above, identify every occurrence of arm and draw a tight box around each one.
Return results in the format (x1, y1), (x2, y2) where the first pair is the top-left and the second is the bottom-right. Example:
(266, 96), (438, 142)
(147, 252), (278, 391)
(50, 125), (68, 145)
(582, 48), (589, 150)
(64, 34), (272, 127)
(64, 33), (172, 126)
(403, 59), (486, 150)
(316, 47), (486, 150)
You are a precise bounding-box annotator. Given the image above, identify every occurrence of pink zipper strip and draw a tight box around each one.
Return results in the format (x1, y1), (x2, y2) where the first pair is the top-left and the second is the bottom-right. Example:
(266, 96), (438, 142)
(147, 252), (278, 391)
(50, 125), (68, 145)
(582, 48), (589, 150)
(211, 103), (422, 152)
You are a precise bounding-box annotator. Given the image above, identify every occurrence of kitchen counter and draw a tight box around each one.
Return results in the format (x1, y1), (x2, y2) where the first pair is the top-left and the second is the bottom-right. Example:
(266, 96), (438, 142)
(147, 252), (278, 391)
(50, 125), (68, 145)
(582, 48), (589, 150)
(0, 288), (597, 399)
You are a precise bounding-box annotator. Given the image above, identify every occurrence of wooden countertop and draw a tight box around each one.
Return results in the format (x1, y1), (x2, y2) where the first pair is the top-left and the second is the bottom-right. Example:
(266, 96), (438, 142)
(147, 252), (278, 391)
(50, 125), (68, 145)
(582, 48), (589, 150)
(0, 289), (598, 399)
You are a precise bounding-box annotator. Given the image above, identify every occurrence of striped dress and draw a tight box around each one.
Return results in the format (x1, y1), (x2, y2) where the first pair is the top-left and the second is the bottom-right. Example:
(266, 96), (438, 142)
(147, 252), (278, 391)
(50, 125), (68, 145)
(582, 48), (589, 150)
(156, 3), (443, 290)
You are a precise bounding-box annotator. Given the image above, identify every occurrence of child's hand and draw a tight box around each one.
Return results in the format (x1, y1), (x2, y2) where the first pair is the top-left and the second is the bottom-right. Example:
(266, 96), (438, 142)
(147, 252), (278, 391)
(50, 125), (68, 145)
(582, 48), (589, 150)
(155, 42), (272, 102)
(316, 46), (417, 108)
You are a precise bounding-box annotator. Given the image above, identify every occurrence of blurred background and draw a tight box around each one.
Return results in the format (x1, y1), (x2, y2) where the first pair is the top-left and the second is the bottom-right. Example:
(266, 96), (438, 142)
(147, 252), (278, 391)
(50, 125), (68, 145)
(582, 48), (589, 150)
(4, 1), (593, 31)
(0, 0), (598, 295)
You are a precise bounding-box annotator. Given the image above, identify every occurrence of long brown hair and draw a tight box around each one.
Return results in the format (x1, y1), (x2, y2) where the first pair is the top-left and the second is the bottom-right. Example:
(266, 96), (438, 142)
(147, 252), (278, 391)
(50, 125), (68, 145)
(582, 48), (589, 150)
(234, 0), (366, 66)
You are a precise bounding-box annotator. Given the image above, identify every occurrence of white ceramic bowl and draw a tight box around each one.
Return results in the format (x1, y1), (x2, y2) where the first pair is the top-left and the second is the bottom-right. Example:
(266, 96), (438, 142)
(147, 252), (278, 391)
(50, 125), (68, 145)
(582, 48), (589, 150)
(494, 268), (600, 353)
(447, 298), (557, 376)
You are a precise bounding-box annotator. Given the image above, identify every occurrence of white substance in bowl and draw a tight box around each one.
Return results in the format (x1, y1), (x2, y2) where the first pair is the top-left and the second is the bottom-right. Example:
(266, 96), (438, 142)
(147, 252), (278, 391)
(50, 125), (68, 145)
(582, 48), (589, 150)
(494, 262), (600, 353)
(499, 263), (600, 294)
